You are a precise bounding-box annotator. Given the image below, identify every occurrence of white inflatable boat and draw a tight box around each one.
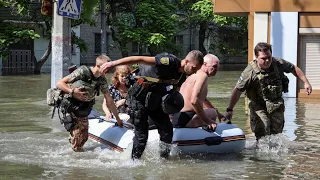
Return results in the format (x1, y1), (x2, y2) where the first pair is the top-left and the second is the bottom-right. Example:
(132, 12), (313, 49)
(88, 117), (246, 154)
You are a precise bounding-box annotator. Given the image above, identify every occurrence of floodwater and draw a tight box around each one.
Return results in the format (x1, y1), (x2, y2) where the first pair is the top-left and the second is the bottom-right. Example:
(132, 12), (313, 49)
(0, 71), (320, 180)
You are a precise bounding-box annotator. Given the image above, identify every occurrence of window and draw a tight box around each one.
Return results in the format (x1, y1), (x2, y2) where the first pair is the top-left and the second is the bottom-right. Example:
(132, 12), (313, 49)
(94, 33), (101, 54)
(176, 35), (184, 45)
(141, 44), (148, 54)
(132, 42), (139, 54)
(132, 42), (149, 54)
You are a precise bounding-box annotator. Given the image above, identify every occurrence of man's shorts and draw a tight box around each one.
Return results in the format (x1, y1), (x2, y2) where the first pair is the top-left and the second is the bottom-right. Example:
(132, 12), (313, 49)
(172, 111), (196, 128)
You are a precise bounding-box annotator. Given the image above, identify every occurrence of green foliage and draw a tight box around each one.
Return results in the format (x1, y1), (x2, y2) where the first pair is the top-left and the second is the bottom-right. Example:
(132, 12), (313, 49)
(0, 0), (29, 14)
(148, 33), (166, 45)
(71, 31), (88, 52)
(0, 24), (40, 59)
(131, 64), (139, 70)
(0, 0), (100, 60)
(82, 0), (100, 19)
(191, 0), (214, 21)
(0, 0), (248, 65)
(187, 0), (247, 31)
(110, 0), (180, 55)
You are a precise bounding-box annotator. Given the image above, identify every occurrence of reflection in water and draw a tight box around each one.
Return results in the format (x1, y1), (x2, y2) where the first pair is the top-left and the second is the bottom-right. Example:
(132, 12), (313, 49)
(0, 73), (320, 179)
(283, 98), (298, 141)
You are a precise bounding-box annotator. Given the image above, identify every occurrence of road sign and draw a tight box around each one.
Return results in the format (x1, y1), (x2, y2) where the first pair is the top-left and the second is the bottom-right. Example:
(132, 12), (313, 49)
(57, 0), (82, 19)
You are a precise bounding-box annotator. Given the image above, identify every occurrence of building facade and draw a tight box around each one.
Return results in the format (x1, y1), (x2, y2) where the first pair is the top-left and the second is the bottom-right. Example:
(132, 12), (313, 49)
(213, 0), (320, 98)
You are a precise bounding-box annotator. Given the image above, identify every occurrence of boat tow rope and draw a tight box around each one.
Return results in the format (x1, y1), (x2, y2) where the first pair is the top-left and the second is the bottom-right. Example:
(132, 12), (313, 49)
(88, 133), (124, 152)
(172, 134), (246, 146)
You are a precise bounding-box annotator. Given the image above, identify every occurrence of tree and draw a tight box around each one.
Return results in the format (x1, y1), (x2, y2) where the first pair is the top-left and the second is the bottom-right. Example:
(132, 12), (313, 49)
(174, 0), (247, 55)
(0, 0), (95, 74)
(106, 0), (180, 56)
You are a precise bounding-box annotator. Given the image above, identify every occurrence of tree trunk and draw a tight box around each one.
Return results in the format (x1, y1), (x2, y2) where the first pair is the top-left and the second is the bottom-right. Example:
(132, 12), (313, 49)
(34, 39), (52, 74)
(198, 21), (208, 55)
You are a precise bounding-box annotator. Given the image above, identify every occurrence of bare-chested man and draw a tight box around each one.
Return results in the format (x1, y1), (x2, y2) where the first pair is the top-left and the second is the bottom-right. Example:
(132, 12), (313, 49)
(172, 54), (225, 130)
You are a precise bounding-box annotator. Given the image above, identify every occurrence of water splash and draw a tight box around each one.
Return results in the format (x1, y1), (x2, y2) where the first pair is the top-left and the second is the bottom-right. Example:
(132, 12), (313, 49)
(244, 134), (312, 161)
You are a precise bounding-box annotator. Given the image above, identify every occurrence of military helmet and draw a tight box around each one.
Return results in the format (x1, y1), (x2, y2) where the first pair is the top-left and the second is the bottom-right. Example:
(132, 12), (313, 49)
(161, 91), (184, 114)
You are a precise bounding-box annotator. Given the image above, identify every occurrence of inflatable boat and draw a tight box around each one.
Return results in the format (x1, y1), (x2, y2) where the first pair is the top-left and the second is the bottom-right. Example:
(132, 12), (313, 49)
(88, 117), (246, 154)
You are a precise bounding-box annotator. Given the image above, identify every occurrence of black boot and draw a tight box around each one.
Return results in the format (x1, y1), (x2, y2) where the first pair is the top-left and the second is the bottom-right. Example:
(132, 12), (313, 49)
(159, 142), (171, 158)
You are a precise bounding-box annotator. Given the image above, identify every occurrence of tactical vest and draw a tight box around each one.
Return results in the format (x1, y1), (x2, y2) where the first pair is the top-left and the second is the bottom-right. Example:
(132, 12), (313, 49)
(137, 66), (182, 85)
(127, 55), (184, 112)
(250, 60), (283, 101)
(249, 60), (285, 113)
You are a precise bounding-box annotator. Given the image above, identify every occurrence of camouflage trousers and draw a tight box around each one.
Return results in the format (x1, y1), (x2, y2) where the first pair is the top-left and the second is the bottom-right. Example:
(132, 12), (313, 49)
(69, 116), (89, 152)
(249, 107), (285, 140)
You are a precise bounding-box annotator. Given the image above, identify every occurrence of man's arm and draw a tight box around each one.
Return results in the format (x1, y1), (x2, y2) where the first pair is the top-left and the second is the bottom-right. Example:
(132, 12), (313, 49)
(203, 98), (225, 122)
(225, 65), (252, 120)
(224, 88), (242, 120)
(277, 58), (312, 95)
(190, 74), (212, 124)
(56, 76), (88, 101)
(203, 98), (214, 109)
(291, 65), (312, 95)
(100, 56), (156, 74)
(103, 92), (123, 127)
(102, 98), (112, 120)
(113, 56), (156, 66)
(56, 76), (73, 94)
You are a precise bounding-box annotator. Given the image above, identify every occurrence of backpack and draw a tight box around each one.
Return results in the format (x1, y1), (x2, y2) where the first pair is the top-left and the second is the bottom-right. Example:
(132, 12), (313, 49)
(46, 88), (63, 107)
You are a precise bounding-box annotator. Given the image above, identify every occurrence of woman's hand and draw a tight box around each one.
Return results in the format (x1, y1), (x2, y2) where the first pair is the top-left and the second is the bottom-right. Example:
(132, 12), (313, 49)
(105, 111), (112, 120)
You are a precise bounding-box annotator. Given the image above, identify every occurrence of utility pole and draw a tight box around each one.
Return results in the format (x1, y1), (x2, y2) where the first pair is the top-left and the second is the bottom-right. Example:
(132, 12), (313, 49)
(51, 1), (72, 88)
(101, 0), (107, 55)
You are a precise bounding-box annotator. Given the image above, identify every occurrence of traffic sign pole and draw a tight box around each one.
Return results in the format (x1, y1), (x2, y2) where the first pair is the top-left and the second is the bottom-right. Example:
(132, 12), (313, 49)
(51, 1), (72, 88)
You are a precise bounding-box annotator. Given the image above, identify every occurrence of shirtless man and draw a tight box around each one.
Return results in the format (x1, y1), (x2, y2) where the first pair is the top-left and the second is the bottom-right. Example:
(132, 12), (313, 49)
(172, 54), (225, 130)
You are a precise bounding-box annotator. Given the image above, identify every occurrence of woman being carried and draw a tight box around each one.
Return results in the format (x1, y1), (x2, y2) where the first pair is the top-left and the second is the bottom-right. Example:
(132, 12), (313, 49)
(103, 65), (132, 122)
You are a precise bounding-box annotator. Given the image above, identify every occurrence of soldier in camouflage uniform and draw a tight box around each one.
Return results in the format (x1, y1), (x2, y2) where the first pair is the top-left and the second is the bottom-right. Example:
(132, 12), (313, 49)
(224, 42), (312, 140)
(56, 55), (123, 152)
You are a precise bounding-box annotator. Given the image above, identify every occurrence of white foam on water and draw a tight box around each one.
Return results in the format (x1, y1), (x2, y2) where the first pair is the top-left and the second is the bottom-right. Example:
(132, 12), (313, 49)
(244, 133), (312, 161)
(0, 132), (168, 170)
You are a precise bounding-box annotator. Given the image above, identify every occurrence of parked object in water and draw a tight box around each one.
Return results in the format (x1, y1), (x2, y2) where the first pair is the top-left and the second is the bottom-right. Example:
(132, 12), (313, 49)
(88, 117), (246, 154)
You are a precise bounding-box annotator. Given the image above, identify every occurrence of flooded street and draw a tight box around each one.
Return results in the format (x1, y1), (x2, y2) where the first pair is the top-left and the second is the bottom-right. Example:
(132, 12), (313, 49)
(0, 72), (319, 179)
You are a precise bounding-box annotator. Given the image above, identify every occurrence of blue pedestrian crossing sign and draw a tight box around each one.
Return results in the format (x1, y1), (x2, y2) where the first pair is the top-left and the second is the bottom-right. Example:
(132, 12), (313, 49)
(57, 0), (82, 19)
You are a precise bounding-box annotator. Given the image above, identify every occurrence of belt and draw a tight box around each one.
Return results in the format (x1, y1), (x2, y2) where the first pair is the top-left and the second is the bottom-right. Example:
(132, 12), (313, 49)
(135, 76), (179, 84)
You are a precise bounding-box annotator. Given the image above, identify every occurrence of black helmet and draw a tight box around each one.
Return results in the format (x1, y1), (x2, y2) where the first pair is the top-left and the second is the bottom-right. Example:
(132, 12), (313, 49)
(161, 91), (184, 114)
